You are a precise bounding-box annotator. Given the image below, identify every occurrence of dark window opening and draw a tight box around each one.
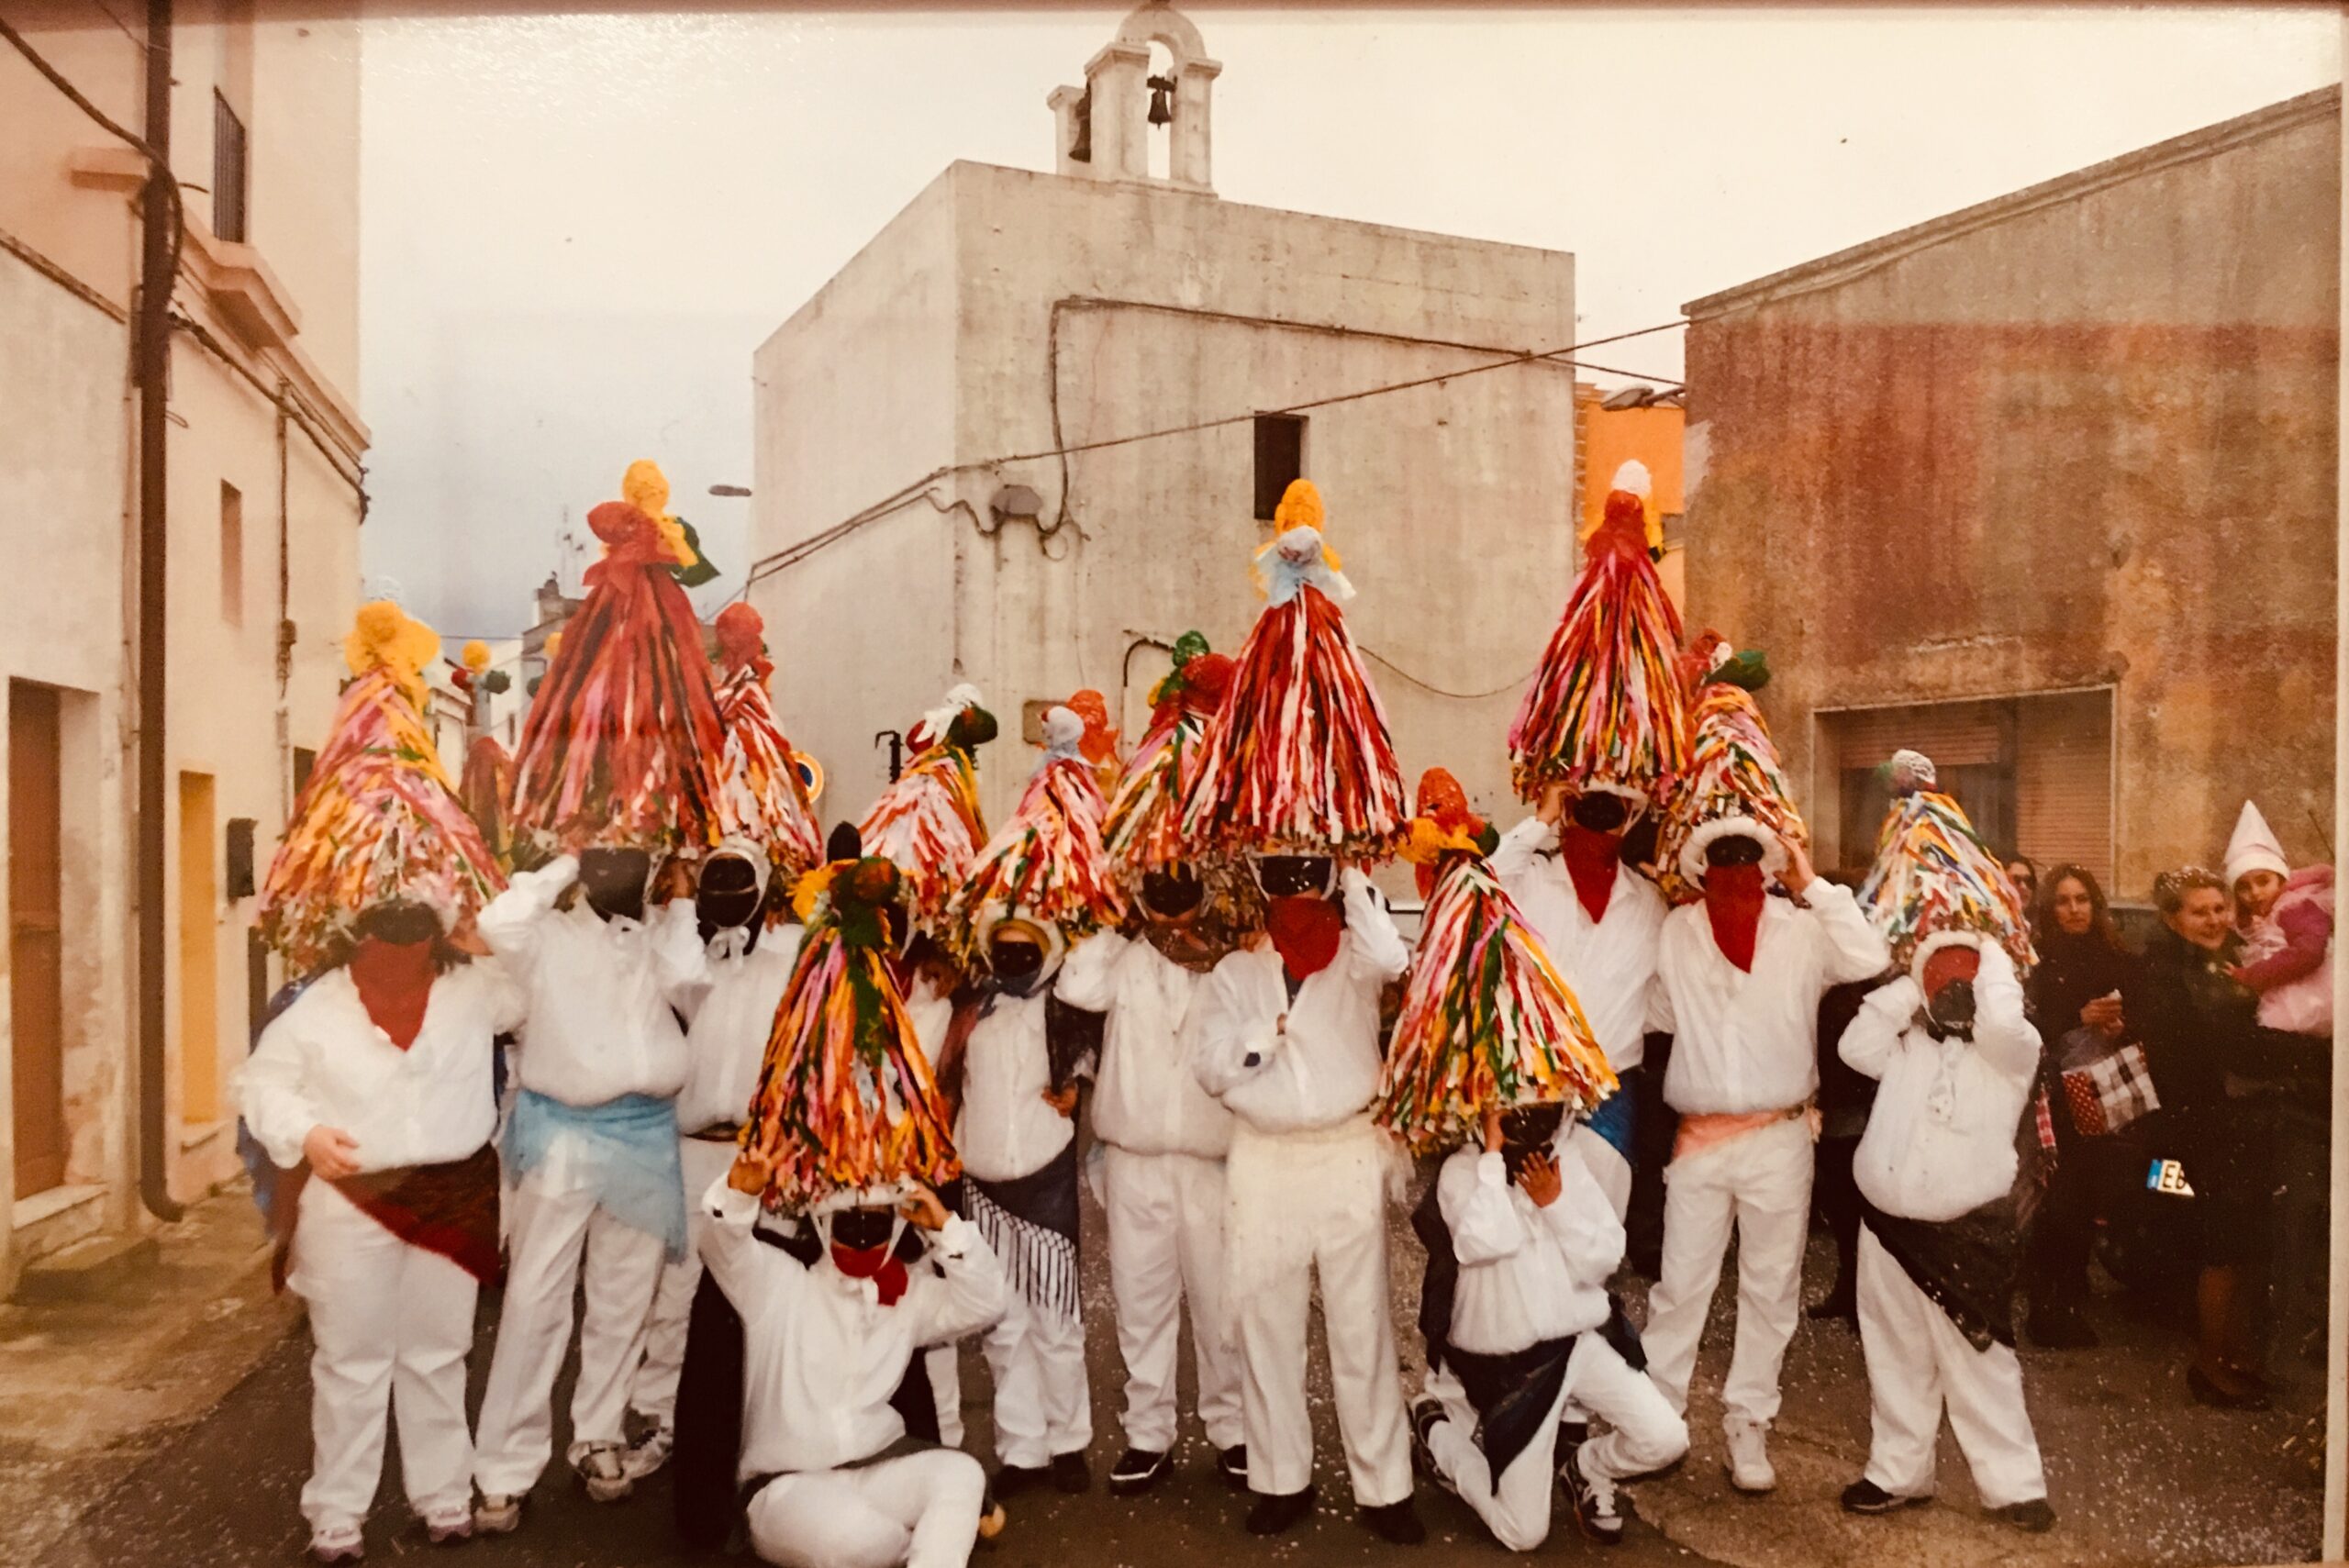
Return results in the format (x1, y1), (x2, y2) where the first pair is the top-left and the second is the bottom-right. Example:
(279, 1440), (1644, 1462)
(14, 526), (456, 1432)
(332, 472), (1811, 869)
(213, 90), (248, 242)
(1069, 86), (1092, 163)
(292, 747), (316, 796)
(1253, 414), (1306, 522)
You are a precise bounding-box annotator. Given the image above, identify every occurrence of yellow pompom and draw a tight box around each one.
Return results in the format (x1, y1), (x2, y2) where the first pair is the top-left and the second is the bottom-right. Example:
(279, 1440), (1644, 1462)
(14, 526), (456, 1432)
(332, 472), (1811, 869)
(1273, 478), (1325, 532)
(462, 639), (491, 673)
(342, 600), (440, 699)
(791, 863), (839, 923)
(544, 630), (563, 661)
(622, 459), (671, 520)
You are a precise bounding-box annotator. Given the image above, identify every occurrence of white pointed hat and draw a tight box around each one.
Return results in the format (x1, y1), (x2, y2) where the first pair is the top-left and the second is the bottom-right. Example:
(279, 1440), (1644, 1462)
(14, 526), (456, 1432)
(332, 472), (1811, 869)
(2224, 800), (2288, 890)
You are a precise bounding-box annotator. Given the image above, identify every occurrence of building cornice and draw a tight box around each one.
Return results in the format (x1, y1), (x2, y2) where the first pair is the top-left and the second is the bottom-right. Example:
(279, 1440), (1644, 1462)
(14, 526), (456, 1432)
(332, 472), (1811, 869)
(1685, 85), (2341, 322)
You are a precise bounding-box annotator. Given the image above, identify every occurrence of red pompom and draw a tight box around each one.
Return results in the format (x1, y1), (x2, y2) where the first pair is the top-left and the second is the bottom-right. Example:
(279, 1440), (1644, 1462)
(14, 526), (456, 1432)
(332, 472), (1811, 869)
(1179, 652), (1234, 717)
(716, 602), (766, 673)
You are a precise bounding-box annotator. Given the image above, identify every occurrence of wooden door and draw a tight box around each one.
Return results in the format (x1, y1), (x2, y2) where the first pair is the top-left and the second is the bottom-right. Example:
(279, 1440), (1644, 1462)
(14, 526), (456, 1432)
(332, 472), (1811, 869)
(11, 682), (66, 1197)
(178, 771), (219, 1124)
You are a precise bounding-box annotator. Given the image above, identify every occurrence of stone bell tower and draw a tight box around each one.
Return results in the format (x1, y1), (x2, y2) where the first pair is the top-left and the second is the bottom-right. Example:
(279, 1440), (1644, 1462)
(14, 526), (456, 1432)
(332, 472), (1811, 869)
(1046, 2), (1220, 194)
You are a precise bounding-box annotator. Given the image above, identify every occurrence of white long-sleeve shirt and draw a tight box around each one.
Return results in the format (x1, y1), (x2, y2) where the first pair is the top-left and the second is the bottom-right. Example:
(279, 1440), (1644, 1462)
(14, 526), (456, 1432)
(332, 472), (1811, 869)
(700, 1181), (1007, 1480)
(1057, 931), (1232, 1160)
(956, 991), (1075, 1184)
(1489, 817), (1669, 1073)
(1653, 881), (1889, 1116)
(239, 962), (524, 1173)
(1191, 871), (1411, 1136)
(675, 926), (803, 1135)
(1440, 1141), (1621, 1355)
(1841, 944), (2042, 1222)
(477, 856), (711, 1107)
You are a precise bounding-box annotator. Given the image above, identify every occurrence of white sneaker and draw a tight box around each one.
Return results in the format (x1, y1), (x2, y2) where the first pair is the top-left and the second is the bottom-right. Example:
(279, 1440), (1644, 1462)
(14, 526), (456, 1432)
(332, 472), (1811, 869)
(1723, 1415), (1776, 1494)
(308, 1525), (364, 1563)
(621, 1424), (674, 1481)
(575, 1441), (635, 1503)
(473, 1494), (523, 1534)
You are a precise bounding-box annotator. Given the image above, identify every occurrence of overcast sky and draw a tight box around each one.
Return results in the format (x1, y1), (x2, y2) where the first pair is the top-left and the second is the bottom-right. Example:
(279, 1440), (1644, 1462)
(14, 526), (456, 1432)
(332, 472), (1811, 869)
(357, 6), (2340, 637)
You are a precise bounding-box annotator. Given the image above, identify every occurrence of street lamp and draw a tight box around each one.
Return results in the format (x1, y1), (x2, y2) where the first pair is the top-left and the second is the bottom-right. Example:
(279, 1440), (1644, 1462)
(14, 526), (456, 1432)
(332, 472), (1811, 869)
(709, 484), (752, 498)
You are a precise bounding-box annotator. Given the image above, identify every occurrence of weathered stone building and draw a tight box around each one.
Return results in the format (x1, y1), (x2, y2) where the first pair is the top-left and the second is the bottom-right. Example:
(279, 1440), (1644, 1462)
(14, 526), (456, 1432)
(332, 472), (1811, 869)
(1684, 86), (2340, 897)
(747, 3), (1580, 837)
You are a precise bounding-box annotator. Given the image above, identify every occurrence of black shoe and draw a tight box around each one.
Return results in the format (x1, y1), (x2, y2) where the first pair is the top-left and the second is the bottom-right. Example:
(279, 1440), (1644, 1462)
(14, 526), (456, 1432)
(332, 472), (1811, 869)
(2026, 1301), (2099, 1350)
(1991, 1498), (2056, 1533)
(1245, 1486), (1316, 1536)
(1840, 1479), (1931, 1516)
(1408, 1398), (1447, 1485)
(1217, 1445), (1250, 1489)
(1108, 1448), (1167, 1496)
(2188, 1363), (2272, 1411)
(1049, 1451), (1091, 1495)
(1808, 1289), (1858, 1324)
(1360, 1497), (1425, 1545)
(993, 1462), (1050, 1499)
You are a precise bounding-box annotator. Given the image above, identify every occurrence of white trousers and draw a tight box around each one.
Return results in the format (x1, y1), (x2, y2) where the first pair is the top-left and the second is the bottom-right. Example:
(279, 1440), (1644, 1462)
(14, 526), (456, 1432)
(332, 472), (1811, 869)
(980, 1273), (1092, 1469)
(926, 1345), (967, 1448)
(1104, 1145), (1245, 1451)
(1857, 1227), (2047, 1508)
(1425, 1332), (1687, 1551)
(1567, 1124), (1633, 1224)
(1226, 1118), (1411, 1506)
(473, 1166), (670, 1496)
(1642, 1115), (1814, 1423)
(289, 1180), (480, 1537)
(748, 1449), (987, 1568)
(629, 1137), (737, 1429)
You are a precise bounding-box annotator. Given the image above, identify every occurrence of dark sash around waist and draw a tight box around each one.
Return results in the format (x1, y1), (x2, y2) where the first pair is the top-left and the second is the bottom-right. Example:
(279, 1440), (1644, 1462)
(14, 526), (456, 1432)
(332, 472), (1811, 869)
(1860, 1193), (2022, 1353)
(273, 1143), (503, 1292)
(967, 1140), (1081, 1321)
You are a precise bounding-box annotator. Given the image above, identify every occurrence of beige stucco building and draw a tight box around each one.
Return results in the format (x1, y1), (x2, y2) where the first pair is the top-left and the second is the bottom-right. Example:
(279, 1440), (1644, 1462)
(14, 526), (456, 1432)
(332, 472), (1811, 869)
(749, 4), (1580, 849)
(0, 9), (364, 1287)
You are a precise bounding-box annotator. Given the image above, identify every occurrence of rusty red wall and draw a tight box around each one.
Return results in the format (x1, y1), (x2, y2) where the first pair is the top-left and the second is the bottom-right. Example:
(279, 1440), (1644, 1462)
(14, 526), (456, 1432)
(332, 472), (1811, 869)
(1686, 98), (2340, 896)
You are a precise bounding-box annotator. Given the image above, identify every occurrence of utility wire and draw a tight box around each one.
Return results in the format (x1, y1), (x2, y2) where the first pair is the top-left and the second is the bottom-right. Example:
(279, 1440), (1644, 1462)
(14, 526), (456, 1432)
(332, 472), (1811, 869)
(0, 13), (185, 297)
(740, 317), (1686, 586)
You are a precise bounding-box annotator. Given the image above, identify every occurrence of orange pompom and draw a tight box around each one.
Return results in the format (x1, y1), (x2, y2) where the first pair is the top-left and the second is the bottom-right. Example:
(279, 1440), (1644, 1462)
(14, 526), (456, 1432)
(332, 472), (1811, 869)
(716, 602), (766, 673)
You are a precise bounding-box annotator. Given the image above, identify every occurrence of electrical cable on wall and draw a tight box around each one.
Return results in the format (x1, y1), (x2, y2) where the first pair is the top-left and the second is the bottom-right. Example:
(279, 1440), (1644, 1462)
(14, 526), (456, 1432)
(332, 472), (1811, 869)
(740, 317), (1687, 588)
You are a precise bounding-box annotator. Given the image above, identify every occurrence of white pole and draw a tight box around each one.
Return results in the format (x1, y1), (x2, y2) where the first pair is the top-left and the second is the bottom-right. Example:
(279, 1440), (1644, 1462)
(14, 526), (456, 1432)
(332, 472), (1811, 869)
(2325, 21), (2349, 1561)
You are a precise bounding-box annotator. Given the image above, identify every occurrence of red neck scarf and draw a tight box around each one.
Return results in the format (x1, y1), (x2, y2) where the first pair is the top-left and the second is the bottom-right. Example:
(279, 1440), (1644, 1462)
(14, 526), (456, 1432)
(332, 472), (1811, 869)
(1265, 895), (1345, 983)
(348, 938), (436, 1048)
(1561, 826), (1622, 924)
(831, 1243), (909, 1306)
(1704, 865), (1768, 973)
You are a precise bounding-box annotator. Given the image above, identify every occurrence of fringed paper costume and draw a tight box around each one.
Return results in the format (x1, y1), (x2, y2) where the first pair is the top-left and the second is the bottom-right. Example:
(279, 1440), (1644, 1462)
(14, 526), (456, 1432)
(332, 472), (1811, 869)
(1376, 770), (1615, 1153)
(1508, 462), (1689, 806)
(859, 686), (997, 938)
(1181, 481), (1408, 859)
(953, 705), (1121, 953)
(257, 602), (505, 973)
(508, 495), (729, 858)
(1654, 635), (1806, 904)
(458, 735), (514, 871)
(733, 854), (961, 1214)
(1856, 751), (2035, 973)
(711, 603), (824, 889)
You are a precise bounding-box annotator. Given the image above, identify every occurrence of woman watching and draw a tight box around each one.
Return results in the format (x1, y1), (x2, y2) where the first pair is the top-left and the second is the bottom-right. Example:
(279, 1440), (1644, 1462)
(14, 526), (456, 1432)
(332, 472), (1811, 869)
(2134, 868), (2272, 1409)
(2021, 866), (2135, 1349)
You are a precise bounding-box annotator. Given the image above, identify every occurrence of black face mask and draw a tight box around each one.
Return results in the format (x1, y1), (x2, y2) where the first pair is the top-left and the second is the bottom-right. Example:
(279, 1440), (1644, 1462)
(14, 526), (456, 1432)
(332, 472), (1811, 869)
(1141, 868), (1204, 920)
(1570, 794), (1632, 833)
(579, 848), (651, 923)
(1498, 1104), (1566, 1184)
(1705, 836), (1765, 870)
(696, 858), (763, 939)
(1925, 979), (1977, 1040)
(988, 937), (1047, 993)
(829, 1207), (896, 1252)
(357, 900), (441, 947)
(1257, 856), (1335, 900)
